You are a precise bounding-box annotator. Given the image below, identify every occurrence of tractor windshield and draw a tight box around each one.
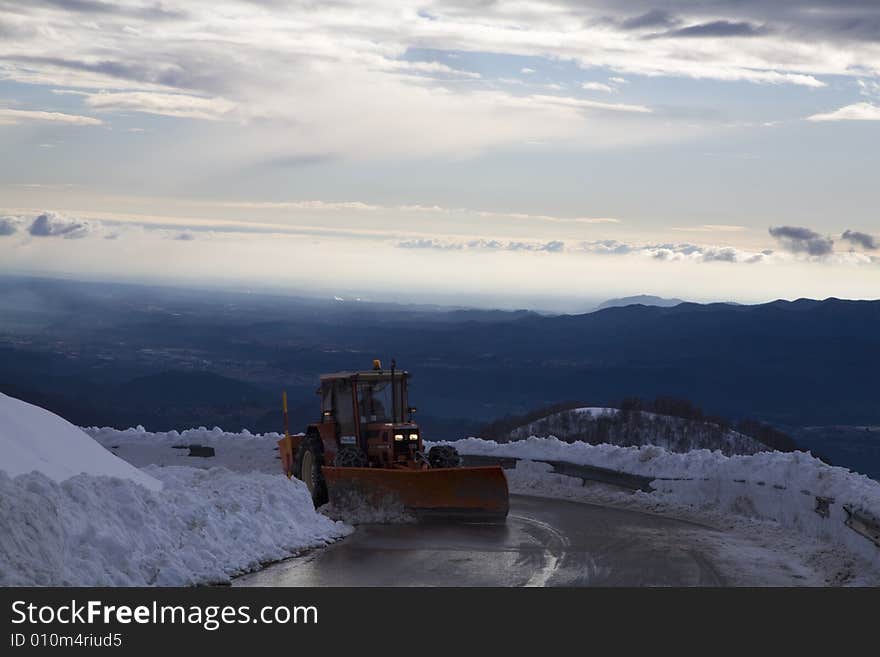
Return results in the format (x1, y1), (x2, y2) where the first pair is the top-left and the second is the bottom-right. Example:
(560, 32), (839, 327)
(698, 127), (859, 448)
(357, 377), (406, 424)
(357, 381), (392, 423)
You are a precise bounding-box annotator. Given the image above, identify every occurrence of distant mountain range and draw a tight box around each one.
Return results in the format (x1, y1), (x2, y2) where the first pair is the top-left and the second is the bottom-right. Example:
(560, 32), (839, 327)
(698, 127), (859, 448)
(594, 295), (685, 311)
(1, 276), (879, 439)
(424, 297), (880, 426)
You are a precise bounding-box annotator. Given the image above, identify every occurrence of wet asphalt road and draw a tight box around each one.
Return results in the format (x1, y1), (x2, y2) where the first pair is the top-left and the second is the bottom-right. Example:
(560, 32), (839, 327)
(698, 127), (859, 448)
(234, 495), (729, 587)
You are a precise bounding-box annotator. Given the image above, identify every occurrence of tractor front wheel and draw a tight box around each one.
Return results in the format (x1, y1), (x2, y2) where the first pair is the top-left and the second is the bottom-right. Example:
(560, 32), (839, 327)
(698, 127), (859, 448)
(428, 445), (461, 469)
(294, 434), (328, 506)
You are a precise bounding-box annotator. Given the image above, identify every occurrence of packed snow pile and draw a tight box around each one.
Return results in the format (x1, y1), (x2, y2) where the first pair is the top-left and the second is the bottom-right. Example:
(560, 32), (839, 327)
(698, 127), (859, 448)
(0, 467), (350, 586)
(0, 395), (350, 586)
(0, 393), (160, 490)
(505, 407), (765, 456)
(84, 425), (283, 474)
(442, 437), (880, 573)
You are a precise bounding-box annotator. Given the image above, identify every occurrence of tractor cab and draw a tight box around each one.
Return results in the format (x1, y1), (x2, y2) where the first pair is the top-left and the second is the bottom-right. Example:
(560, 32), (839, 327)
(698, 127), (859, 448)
(318, 361), (422, 468)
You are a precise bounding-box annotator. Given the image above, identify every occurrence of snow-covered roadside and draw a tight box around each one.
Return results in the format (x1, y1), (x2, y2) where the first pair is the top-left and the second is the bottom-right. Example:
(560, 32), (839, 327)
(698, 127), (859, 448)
(15, 405), (879, 585)
(0, 466), (351, 586)
(435, 437), (880, 585)
(0, 394), (350, 586)
(84, 425), (283, 474)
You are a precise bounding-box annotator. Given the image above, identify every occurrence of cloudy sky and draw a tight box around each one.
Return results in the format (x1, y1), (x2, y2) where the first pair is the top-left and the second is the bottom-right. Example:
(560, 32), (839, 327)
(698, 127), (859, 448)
(0, 1), (878, 310)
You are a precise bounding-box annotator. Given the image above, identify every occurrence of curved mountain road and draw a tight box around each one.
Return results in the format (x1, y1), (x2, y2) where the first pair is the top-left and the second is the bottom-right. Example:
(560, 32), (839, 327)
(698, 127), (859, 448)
(234, 495), (817, 587)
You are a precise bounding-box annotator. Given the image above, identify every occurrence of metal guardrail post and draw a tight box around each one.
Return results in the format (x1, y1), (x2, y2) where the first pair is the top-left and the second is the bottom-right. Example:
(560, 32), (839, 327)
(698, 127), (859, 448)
(843, 505), (880, 547)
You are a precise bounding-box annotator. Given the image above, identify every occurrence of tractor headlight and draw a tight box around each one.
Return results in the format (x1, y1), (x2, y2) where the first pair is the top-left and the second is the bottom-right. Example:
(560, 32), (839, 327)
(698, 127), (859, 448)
(394, 434), (404, 441)
(409, 433), (419, 441)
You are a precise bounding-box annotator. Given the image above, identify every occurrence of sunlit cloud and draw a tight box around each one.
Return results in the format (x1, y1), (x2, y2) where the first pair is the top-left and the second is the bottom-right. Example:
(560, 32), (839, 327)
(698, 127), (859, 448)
(83, 92), (237, 121)
(581, 82), (614, 93)
(807, 102), (880, 122)
(671, 224), (748, 233)
(1, 2), (879, 307)
(0, 108), (102, 126)
(206, 199), (622, 226)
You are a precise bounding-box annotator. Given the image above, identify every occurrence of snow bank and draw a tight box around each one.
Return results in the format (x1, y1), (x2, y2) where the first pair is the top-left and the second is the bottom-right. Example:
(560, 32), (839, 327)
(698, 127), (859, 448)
(0, 466), (350, 586)
(0, 396), (349, 586)
(0, 393), (160, 490)
(441, 437), (880, 572)
(84, 425), (283, 474)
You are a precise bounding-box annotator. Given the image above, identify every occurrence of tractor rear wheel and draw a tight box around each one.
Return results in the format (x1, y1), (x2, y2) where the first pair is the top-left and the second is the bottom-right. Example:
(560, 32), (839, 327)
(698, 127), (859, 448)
(334, 445), (369, 467)
(294, 433), (328, 506)
(428, 445), (461, 469)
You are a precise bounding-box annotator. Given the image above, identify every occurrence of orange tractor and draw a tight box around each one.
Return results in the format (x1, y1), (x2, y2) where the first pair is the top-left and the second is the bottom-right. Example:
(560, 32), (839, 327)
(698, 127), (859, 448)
(278, 361), (509, 521)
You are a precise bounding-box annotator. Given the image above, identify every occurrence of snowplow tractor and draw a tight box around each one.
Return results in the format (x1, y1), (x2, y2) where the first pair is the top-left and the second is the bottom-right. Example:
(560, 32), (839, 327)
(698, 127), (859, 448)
(278, 362), (509, 522)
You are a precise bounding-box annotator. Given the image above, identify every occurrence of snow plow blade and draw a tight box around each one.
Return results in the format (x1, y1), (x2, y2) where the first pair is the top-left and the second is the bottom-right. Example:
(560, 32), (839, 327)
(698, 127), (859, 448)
(323, 466), (509, 522)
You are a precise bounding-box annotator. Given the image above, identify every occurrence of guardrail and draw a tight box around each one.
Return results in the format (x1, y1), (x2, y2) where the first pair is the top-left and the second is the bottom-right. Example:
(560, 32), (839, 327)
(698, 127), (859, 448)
(844, 506), (880, 547)
(461, 452), (880, 550)
(461, 454), (654, 491)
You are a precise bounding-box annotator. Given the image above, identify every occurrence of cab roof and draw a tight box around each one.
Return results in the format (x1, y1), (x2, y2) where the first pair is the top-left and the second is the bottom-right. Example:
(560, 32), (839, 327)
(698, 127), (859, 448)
(319, 370), (410, 382)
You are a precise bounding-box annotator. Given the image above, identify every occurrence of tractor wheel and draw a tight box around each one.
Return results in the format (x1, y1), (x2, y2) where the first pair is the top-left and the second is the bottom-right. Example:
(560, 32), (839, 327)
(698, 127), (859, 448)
(334, 445), (369, 468)
(294, 433), (328, 506)
(428, 445), (461, 469)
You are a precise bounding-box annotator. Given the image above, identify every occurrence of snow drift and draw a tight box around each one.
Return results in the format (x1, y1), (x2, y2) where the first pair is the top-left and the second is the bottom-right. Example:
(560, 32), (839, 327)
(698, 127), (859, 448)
(0, 393), (160, 490)
(0, 395), (349, 586)
(0, 466), (350, 586)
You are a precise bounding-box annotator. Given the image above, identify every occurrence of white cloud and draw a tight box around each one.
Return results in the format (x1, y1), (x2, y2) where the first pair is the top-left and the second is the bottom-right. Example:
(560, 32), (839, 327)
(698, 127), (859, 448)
(474, 210), (620, 224)
(0, 108), (102, 126)
(5, 0), (880, 190)
(208, 198), (622, 225)
(857, 79), (880, 98)
(0, 216), (24, 236)
(581, 82), (614, 93)
(83, 92), (236, 121)
(671, 224), (748, 233)
(27, 212), (98, 239)
(807, 102), (880, 122)
(398, 238), (565, 252)
(396, 235), (765, 263)
(0, 205), (619, 245)
(0, 1), (862, 160)
(578, 239), (765, 264)
(527, 94), (651, 114)
(211, 200), (382, 212)
(382, 60), (480, 79)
